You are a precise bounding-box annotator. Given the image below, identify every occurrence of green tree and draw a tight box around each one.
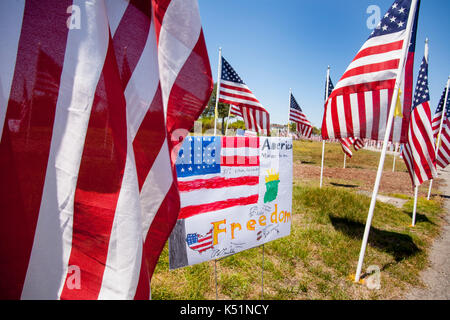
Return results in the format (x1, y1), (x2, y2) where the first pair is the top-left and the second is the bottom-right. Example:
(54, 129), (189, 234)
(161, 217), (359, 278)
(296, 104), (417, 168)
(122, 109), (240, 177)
(203, 82), (230, 134)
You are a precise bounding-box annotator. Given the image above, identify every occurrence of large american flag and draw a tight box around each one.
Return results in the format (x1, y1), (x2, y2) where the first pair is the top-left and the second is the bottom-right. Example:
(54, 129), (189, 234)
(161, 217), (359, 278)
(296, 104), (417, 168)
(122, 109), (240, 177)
(322, 0), (420, 143)
(0, 0), (212, 299)
(436, 119), (450, 169)
(431, 86), (450, 140)
(401, 55), (437, 186)
(289, 93), (313, 138)
(219, 57), (271, 136)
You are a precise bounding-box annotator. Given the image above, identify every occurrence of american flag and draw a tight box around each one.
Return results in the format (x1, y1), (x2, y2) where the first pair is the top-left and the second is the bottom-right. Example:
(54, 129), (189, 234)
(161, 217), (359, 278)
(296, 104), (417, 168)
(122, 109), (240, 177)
(289, 93), (313, 138)
(0, 0), (212, 300)
(401, 55), (437, 186)
(339, 137), (365, 158)
(176, 136), (260, 220)
(322, 0), (420, 143)
(431, 86), (450, 140)
(436, 119), (450, 169)
(219, 57), (271, 135)
(186, 229), (214, 253)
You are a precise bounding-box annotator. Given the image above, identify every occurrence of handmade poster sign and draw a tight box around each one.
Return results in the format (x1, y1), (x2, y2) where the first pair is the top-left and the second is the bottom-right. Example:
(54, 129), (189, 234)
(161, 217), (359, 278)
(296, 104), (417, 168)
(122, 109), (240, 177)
(169, 136), (292, 269)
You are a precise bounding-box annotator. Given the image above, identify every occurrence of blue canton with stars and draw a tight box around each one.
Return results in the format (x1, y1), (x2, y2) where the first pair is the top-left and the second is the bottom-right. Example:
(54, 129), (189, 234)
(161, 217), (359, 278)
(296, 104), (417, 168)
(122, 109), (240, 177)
(221, 57), (245, 84)
(176, 136), (221, 178)
(324, 76), (334, 101)
(290, 94), (303, 112)
(370, 0), (411, 38)
(435, 86), (450, 119)
(412, 56), (429, 110)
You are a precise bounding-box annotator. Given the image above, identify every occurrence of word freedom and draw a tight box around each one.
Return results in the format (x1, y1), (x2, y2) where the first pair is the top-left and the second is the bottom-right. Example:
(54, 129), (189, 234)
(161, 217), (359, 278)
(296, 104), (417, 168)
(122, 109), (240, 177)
(179, 304), (270, 317)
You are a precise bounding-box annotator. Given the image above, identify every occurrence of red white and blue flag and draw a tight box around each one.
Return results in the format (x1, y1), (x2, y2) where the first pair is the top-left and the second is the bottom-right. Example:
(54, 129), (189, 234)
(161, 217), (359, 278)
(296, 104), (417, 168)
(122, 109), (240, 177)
(289, 93), (313, 138)
(339, 137), (365, 158)
(436, 119), (450, 169)
(431, 86), (450, 140)
(401, 55), (437, 186)
(219, 57), (271, 136)
(322, 0), (420, 143)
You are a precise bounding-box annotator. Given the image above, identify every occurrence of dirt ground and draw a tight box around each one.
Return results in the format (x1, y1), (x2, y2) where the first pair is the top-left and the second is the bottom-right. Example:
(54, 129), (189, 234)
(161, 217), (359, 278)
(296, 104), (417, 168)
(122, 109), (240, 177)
(293, 163), (442, 197)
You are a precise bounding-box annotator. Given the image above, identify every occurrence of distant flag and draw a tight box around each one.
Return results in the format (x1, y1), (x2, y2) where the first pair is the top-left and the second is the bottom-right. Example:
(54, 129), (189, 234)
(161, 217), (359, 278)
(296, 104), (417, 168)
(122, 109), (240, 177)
(219, 57), (271, 135)
(322, 0), (420, 143)
(339, 137), (365, 158)
(431, 86), (450, 140)
(289, 93), (313, 138)
(436, 119), (450, 168)
(401, 54), (437, 186)
(325, 73), (334, 101)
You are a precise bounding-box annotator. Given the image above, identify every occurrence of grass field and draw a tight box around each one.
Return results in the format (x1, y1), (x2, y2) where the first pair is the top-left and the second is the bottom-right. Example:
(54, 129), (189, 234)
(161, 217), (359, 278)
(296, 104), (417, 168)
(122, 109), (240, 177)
(151, 140), (446, 300)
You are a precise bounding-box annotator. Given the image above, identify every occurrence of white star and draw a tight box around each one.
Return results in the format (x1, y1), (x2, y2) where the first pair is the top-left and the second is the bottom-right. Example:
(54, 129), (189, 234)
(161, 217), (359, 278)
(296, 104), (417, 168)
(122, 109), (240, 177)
(399, 7), (405, 14)
(392, 3), (398, 9)
(382, 25), (388, 31)
(397, 21), (404, 27)
(188, 167), (193, 171)
(390, 16), (396, 22)
(384, 13), (389, 18)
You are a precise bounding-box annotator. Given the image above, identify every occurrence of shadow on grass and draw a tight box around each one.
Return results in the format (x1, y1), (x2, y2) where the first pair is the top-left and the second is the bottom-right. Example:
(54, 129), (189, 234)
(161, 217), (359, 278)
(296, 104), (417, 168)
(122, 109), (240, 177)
(329, 216), (420, 262)
(330, 182), (359, 188)
(403, 210), (435, 225)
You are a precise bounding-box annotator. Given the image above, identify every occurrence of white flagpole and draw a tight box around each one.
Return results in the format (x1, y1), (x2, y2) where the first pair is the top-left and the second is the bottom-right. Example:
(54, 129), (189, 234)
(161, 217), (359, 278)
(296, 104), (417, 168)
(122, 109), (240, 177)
(224, 105), (232, 136)
(411, 185), (419, 227)
(214, 47), (222, 136)
(427, 75), (450, 200)
(392, 143), (398, 172)
(320, 66), (330, 188)
(343, 154), (347, 169)
(287, 88), (292, 136)
(354, 0), (419, 283)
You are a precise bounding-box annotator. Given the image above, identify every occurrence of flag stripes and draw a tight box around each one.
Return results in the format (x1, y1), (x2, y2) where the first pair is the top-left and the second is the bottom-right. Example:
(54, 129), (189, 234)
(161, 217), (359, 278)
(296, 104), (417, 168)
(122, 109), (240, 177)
(436, 120), (450, 169)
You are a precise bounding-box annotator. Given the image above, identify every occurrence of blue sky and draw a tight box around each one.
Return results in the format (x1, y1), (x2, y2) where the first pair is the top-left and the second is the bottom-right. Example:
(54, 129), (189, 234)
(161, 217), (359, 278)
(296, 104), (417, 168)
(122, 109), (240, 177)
(197, 0), (450, 127)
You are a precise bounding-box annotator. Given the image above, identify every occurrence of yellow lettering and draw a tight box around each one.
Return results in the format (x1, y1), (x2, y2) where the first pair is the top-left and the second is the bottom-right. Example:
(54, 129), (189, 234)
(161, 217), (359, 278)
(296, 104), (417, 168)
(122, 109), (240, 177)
(247, 219), (256, 231)
(285, 211), (291, 222)
(231, 222), (242, 239)
(211, 219), (226, 245)
(258, 215), (266, 226)
(270, 204), (278, 223)
(279, 211), (285, 223)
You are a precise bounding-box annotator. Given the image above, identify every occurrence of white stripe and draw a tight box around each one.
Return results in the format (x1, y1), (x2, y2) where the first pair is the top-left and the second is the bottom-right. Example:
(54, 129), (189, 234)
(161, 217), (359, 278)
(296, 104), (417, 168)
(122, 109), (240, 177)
(220, 79), (252, 92)
(325, 99), (334, 138)
(21, 0), (110, 299)
(219, 86), (257, 100)
(377, 89), (389, 140)
(221, 147), (259, 157)
(157, 0), (201, 115)
(336, 95), (347, 137)
(219, 94), (264, 109)
(181, 184), (259, 208)
(333, 69), (397, 91)
(125, 22), (159, 140)
(345, 49), (402, 73)
(350, 93), (360, 137)
(140, 138), (173, 240)
(364, 92), (374, 138)
(105, 0), (129, 37)
(356, 30), (406, 53)
(0, 0), (25, 141)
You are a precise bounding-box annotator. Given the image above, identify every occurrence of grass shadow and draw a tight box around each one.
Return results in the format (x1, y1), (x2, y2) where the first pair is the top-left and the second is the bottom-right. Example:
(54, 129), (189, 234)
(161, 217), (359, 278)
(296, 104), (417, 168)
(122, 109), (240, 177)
(330, 182), (359, 188)
(329, 216), (420, 262)
(402, 210), (435, 225)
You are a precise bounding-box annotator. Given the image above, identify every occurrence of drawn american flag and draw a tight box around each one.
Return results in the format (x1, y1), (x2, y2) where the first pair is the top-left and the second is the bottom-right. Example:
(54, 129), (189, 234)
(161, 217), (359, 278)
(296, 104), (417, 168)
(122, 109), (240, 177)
(176, 136), (260, 220)
(289, 93), (313, 138)
(401, 55), (437, 186)
(431, 86), (450, 140)
(219, 57), (270, 136)
(322, 0), (420, 143)
(0, 0), (212, 300)
(186, 229), (214, 253)
(436, 119), (450, 169)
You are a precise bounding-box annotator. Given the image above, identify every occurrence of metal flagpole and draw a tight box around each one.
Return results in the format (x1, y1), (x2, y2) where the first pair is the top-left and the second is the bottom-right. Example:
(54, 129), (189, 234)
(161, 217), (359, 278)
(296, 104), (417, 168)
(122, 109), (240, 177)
(411, 185), (419, 227)
(354, 0), (419, 283)
(224, 105), (232, 136)
(392, 143), (398, 172)
(261, 244), (265, 300)
(214, 47), (222, 136)
(320, 66), (330, 188)
(343, 154), (347, 169)
(287, 88), (292, 136)
(427, 75), (450, 200)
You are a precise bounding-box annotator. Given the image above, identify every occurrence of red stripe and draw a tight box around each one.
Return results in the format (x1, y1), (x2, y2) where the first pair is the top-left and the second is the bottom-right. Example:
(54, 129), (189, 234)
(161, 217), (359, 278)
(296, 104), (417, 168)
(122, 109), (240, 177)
(178, 176), (259, 192)
(330, 96), (341, 138)
(220, 91), (260, 104)
(340, 59), (399, 81)
(60, 36), (128, 300)
(222, 136), (260, 148)
(329, 79), (395, 100)
(221, 155), (260, 167)
(357, 92), (367, 139)
(219, 97), (268, 114)
(220, 82), (253, 94)
(178, 194), (259, 219)
(0, 0), (70, 299)
(400, 52), (415, 143)
(353, 40), (404, 61)
(371, 90), (381, 140)
(343, 93), (354, 136)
